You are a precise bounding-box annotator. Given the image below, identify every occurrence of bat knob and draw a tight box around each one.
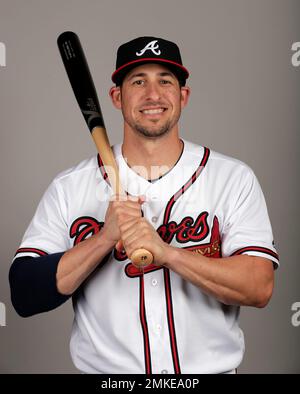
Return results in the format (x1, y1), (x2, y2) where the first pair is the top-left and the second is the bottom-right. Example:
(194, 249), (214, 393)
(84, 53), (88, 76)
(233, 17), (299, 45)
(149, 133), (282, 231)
(130, 249), (153, 268)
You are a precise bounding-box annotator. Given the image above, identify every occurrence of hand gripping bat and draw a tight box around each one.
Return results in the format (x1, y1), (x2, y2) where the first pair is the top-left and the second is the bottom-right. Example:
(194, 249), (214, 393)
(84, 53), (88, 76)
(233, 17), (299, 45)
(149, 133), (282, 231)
(57, 31), (153, 268)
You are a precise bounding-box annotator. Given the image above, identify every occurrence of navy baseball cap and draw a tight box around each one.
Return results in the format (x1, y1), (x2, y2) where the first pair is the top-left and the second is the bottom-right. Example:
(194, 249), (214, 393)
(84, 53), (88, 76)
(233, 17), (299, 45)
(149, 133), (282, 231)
(112, 36), (189, 86)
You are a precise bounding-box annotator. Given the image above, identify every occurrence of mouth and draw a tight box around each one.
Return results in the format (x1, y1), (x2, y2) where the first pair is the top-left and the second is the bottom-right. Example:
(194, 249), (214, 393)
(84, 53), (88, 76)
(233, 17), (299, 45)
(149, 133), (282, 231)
(139, 107), (167, 115)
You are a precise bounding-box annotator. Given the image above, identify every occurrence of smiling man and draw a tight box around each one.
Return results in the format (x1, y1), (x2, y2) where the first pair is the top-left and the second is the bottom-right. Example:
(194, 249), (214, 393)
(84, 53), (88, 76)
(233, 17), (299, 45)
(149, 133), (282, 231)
(9, 36), (279, 374)
(109, 61), (190, 184)
(113, 64), (188, 138)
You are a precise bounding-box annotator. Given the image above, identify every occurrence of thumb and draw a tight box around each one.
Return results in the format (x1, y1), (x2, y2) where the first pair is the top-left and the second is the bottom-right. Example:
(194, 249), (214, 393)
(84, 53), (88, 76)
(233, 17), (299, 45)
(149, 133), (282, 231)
(138, 195), (147, 205)
(115, 240), (124, 253)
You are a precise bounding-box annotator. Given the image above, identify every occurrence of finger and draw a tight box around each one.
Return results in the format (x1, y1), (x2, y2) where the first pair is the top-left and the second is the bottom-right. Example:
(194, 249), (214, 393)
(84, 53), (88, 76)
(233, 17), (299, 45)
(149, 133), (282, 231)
(110, 194), (140, 203)
(119, 217), (141, 234)
(116, 206), (142, 218)
(120, 222), (140, 242)
(111, 194), (146, 208)
(115, 240), (124, 252)
(109, 194), (128, 202)
(124, 194), (146, 204)
(126, 238), (156, 265)
(138, 195), (147, 204)
(112, 201), (144, 213)
(123, 232), (143, 250)
(121, 221), (151, 247)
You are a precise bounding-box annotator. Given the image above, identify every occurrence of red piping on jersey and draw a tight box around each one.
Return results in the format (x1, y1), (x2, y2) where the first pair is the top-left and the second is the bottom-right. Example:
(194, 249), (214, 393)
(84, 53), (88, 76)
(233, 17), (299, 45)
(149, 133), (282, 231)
(97, 153), (129, 196)
(97, 154), (110, 184)
(164, 268), (181, 374)
(14, 248), (48, 257)
(163, 147), (210, 225)
(139, 276), (152, 374)
(161, 146), (209, 375)
(231, 246), (279, 261)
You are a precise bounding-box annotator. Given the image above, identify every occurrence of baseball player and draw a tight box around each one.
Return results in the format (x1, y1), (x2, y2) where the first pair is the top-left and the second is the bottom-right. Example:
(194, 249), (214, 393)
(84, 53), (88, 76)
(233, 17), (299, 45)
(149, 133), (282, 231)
(9, 36), (279, 374)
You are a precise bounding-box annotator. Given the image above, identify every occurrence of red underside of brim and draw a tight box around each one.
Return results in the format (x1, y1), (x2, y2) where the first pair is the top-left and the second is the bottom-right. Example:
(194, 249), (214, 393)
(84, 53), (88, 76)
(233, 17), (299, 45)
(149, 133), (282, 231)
(112, 58), (189, 83)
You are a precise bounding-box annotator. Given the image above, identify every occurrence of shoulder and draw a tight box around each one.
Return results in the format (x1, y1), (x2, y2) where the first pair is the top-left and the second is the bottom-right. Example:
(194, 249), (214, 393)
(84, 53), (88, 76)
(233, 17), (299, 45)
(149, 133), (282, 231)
(183, 139), (255, 179)
(41, 156), (100, 200)
(53, 156), (98, 182)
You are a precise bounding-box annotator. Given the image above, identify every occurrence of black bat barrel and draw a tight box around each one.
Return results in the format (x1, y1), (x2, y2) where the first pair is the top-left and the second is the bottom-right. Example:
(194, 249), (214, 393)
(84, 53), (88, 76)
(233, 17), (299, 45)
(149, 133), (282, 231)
(57, 31), (105, 132)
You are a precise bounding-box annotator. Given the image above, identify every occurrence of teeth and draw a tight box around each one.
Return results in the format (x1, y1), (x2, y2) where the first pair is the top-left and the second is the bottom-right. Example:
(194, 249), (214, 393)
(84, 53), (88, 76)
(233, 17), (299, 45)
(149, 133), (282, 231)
(142, 108), (165, 114)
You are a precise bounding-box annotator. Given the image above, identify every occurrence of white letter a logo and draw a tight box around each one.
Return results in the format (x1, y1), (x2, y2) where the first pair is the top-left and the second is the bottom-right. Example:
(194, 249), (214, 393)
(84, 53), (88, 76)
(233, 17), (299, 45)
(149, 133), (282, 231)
(136, 40), (161, 56)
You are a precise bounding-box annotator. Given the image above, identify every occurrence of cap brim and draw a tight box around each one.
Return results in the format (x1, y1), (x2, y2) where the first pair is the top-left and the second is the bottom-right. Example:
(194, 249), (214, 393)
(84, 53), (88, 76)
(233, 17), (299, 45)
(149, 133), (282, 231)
(112, 58), (189, 85)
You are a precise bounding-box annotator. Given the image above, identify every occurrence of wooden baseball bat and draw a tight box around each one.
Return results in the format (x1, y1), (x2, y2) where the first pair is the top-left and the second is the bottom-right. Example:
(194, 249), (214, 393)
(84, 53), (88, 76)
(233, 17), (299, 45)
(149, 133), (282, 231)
(57, 31), (153, 268)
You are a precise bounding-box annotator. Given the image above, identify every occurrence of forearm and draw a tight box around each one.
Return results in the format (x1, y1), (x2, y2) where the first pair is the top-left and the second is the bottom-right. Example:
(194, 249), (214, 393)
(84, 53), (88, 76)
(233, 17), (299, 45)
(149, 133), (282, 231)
(56, 230), (115, 295)
(9, 232), (115, 317)
(163, 247), (274, 307)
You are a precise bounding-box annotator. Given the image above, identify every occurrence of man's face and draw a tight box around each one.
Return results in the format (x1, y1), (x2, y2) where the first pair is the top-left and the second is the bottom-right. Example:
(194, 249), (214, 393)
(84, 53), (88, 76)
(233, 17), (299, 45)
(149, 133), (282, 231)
(110, 63), (190, 138)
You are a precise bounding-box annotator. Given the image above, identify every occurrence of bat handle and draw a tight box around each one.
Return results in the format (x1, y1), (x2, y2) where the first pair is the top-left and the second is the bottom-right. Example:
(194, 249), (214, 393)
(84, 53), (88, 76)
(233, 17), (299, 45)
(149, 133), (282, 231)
(116, 240), (154, 268)
(130, 249), (153, 268)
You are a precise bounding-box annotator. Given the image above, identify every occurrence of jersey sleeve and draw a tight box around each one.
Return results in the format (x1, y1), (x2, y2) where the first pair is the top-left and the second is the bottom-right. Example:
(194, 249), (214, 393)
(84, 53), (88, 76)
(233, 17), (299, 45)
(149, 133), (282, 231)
(13, 179), (69, 261)
(221, 166), (279, 268)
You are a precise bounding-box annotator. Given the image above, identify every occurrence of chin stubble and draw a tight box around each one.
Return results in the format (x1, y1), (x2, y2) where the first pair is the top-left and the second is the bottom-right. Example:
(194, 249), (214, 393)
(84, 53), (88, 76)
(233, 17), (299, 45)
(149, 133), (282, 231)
(134, 121), (172, 138)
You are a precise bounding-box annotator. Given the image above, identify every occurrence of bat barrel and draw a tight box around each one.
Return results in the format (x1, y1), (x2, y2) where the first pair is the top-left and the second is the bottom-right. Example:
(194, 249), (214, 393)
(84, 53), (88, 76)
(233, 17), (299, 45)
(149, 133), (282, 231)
(57, 31), (105, 132)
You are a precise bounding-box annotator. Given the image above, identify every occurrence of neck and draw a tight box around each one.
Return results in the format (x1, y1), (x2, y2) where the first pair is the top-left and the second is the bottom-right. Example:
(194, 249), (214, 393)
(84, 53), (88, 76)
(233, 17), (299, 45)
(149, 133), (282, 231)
(122, 129), (183, 181)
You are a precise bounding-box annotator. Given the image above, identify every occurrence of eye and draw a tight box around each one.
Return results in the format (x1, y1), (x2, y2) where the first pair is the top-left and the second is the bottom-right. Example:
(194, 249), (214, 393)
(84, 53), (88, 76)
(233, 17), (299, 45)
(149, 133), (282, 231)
(160, 79), (172, 85)
(133, 79), (145, 86)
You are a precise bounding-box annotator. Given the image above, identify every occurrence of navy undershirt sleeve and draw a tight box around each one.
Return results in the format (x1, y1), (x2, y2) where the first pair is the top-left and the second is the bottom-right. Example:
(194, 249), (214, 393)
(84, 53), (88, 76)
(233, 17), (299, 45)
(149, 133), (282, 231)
(9, 253), (71, 317)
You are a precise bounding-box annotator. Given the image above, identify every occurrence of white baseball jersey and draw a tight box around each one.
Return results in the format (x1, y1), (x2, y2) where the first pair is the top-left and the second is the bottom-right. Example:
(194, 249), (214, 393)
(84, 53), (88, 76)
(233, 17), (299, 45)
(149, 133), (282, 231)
(14, 139), (279, 374)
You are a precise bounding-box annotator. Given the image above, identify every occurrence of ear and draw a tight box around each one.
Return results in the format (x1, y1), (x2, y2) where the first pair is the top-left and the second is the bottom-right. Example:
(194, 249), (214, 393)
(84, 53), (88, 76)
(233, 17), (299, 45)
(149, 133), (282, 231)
(180, 86), (191, 109)
(109, 86), (122, 109)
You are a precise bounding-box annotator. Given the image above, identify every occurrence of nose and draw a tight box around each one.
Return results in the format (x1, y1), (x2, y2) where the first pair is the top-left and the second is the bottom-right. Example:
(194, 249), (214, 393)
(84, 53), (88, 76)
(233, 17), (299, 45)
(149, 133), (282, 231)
(144, 81), (161, 101)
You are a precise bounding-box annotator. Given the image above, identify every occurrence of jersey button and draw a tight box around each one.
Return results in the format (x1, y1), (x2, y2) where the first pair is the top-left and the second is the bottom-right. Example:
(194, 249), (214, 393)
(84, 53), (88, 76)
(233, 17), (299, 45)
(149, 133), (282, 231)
(161, 370), (168, 374)
(151, 216), (158, 223)
(152, 279), (157, 286)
